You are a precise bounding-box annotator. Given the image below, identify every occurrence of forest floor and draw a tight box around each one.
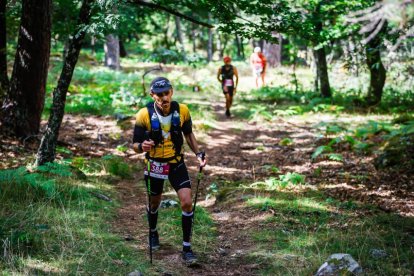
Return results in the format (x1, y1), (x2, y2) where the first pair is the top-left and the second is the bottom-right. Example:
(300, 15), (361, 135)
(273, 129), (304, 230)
(1, 94), (413, 275)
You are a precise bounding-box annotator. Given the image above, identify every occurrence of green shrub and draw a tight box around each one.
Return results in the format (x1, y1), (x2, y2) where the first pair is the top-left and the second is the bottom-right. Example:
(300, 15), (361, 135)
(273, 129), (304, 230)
(102, 155), (132, 179)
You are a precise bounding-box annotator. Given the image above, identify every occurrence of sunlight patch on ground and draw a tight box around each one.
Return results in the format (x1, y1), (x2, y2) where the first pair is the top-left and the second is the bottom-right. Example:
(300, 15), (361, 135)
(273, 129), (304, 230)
(281, 165), (313, 174)
(248, 197), (328, 212)
(25, 258), (64, 274)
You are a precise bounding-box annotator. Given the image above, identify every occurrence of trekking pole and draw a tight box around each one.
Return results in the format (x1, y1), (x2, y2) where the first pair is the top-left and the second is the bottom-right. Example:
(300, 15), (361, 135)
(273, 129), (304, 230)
(144, 131), (153, 264)
(191, 152), (205, 238)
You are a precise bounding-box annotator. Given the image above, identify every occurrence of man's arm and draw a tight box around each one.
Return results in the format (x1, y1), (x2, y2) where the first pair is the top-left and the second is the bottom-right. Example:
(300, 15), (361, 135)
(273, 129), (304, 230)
(217, 68), (222, 83)
(234, 67), (239, 89)
(184, 132), (207, 167)
(132, 108), (155, 153)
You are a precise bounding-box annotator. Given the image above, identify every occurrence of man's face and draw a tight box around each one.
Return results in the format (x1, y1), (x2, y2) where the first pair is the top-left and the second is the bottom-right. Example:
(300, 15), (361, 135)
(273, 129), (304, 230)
(151, 89), (173, 111)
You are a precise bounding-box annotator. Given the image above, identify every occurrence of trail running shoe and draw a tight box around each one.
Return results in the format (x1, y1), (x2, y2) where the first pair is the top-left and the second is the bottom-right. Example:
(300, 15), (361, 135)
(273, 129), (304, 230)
(182, 249), (198, 266)
(149, 231), (160, 250)
(225, 109), (231, 117)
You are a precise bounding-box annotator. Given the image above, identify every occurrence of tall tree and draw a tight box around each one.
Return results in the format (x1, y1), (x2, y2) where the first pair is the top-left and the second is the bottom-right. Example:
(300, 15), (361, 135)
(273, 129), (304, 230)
(365, 21), (388, 104)
(313, 9), (331, 98)
(175, 16), (186, 60)
(207, 13), (213, 62)
(263, 33), (283, 68)
(104, 34), (121, 70)
(1, 0), (51, 138)
(0, 0), (8, 100)
(36, 0), (93, 166)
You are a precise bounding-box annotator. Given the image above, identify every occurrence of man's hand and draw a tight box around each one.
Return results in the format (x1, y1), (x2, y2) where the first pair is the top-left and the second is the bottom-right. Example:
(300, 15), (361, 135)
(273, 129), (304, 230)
(141, 139), (155, 152)
(196, 151), (207, 168)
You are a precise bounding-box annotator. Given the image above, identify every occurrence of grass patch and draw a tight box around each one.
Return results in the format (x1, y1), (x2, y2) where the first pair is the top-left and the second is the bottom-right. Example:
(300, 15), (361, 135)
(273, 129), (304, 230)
(0, 164), (151, 275)
(156, 200), (217, 257)
(244, 191), (414, 275)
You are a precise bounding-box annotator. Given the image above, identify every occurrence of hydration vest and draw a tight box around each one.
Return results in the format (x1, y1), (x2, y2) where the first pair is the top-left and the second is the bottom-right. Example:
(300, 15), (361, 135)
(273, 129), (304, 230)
(146, 101), (184, 160)
(221, 65), (234, 81)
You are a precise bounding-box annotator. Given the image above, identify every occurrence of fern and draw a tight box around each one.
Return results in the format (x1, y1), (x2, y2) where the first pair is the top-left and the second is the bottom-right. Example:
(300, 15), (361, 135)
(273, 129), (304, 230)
(312, 145), (333, 160)
(327, 153), (344, 162)
(279, 172), (305, 186)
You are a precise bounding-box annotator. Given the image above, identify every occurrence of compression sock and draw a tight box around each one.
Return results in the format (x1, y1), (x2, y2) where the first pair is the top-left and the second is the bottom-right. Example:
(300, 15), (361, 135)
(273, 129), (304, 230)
(147, 206), (159, 232)
(182, 211), (193, 249)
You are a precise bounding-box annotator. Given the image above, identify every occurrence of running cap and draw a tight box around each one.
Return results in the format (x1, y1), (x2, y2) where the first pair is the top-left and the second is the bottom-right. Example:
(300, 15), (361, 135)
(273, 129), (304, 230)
(254, 46), (261, 53)
(150, 77), (172, 93)
(223, 56), (231, 63)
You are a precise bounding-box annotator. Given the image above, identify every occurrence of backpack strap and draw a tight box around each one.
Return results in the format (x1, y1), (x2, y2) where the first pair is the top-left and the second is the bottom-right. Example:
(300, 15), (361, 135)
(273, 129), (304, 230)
(170, 101), (184, 155)
(146, 101), (184, 161)
(146, 102), (163, 146)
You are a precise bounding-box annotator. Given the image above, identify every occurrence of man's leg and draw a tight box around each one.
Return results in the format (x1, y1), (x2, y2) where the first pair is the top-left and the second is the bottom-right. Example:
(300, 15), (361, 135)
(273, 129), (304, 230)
(145, 175), (163, 249)
(225, 93), (231, 117)
(148, 194), (162, 233)
(177, 187), (193, 250)
(169, 162), (198, 264)
(261, 71), (266, 87)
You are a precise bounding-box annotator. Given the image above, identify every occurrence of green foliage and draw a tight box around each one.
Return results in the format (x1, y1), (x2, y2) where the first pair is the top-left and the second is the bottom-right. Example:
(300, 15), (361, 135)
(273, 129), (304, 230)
(279, 138), (294, 146)
(312, 145), (333, 160)
(146, 47), (185, 64)
(244, 191), (414, 275)
(116, 144), (128, 153)
(36, 162), (73, 178)
(247, 172), (305, 191)
(327, 153), (344, 162)
(262, 165), (280, 174)
(56, 146), (73, 156)
(102, 155), (132, 179)
(274, 106), (304, 116)
(0, 164), (83, 202)
(312, 104), (345, 114)
(0, 166), (152, 275)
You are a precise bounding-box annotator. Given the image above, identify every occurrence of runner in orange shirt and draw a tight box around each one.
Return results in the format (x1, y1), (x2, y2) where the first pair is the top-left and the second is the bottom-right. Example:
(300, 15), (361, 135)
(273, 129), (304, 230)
(249, 47), (267, 88)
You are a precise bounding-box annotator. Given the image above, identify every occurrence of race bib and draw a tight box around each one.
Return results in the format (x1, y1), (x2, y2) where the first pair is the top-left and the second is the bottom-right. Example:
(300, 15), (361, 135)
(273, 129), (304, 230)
(144, 161), (170, 179)
(224, 79), (234, 87)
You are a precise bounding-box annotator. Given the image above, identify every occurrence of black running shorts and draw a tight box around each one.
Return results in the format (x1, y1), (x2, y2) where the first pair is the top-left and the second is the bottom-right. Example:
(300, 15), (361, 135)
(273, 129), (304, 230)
(223, 86), (234, 97)
(144, 161), (191, 196)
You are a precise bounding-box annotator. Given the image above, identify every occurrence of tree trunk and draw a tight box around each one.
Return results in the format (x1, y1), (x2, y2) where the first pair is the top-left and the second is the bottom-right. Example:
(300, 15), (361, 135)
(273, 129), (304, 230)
(240, 36), (245, 59)
(119, 39), (127, 58)
(104, 34), (120, 70)
(314, 46), (331, 97)
(0, 0), (8, 100)
(191, 24), (197, 53)
(235, 35), (242, 59)
(365, 23), (387, 105)
(263, 34), (282, 68)
(312, 50), (319, 92)
(207, 14), (213, 62)
(36, 0), (93, 166)
(1, 0), (51, 138)
(91, 36), (96, 57)
(174, 16), (186, 61)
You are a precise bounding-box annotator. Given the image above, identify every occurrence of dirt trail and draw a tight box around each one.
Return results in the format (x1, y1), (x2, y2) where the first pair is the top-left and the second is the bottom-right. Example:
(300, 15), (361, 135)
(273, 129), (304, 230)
(112, 95), (414, 275)
(112, 99), (328, 275)
(2, 91), (411, 274)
